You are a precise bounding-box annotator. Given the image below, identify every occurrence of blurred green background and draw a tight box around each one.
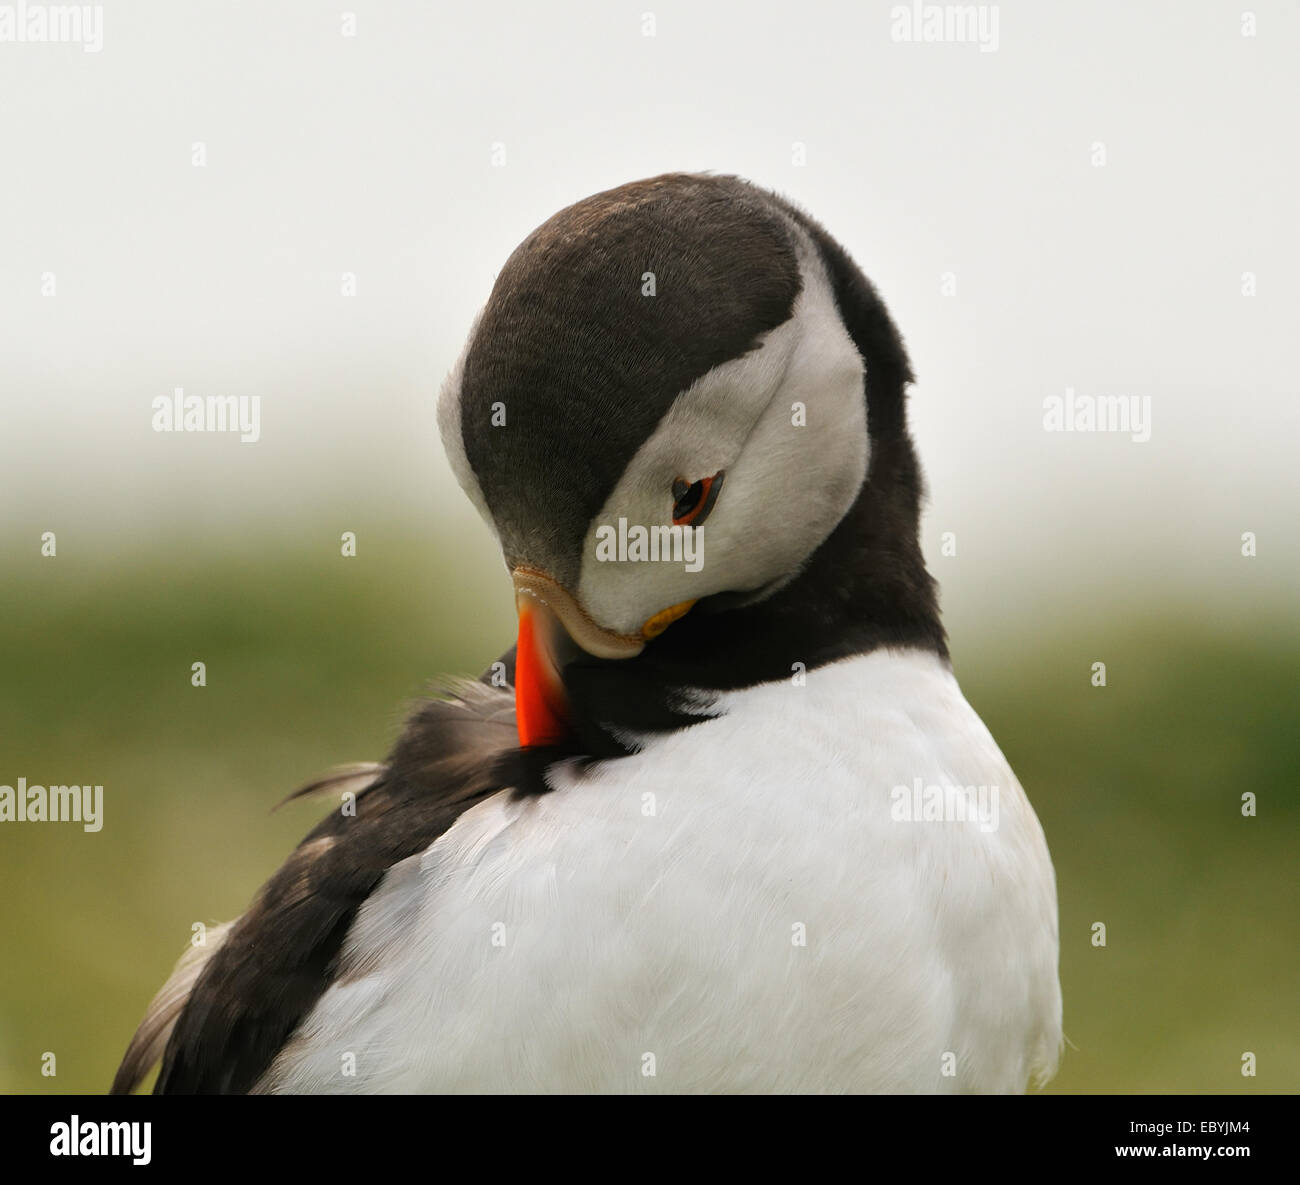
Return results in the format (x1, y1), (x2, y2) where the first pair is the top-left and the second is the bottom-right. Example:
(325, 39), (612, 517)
(1, 527), (1295, 1094)
(2, 0), (1297, 1099)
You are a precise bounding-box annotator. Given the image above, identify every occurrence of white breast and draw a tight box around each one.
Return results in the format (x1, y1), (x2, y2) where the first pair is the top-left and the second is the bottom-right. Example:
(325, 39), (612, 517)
(261, 649), (1062, 1093)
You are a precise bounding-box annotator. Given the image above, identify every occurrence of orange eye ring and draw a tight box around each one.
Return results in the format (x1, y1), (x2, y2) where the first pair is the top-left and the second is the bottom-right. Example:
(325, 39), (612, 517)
(671, 470), (725, 527)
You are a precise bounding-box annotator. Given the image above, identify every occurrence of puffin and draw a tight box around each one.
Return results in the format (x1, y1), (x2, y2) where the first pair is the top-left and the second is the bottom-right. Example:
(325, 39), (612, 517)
(113, 172), (1062, 1094)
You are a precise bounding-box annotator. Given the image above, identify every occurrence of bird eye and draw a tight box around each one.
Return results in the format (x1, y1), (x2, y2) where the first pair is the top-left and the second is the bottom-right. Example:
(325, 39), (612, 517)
(671, 470), (725, 527)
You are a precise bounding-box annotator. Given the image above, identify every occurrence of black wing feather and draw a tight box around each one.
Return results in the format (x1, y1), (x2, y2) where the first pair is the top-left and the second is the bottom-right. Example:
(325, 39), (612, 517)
(120, 681), (517, 1095)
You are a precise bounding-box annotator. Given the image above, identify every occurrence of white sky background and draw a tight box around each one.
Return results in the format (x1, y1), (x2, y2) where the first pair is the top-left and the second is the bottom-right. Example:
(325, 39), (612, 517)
(1, 0), (1296, 633)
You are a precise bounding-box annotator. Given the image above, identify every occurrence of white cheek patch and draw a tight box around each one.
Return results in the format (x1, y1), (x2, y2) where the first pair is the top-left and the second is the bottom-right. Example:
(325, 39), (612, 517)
(578, 231), (868, 637)
(436, 309), (495, 534)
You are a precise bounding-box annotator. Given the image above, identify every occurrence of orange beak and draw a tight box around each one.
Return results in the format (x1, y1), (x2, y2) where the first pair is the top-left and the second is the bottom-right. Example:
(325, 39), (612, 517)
(514, 595), (571, 748)
(509, 567), (695, 749)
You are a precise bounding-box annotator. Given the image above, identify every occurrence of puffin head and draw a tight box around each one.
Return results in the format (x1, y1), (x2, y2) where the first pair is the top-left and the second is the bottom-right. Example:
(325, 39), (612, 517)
(438, 173), (943, 755)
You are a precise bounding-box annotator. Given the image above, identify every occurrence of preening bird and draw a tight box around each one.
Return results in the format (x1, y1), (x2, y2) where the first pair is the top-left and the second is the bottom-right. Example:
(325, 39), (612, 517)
(113, 173), (1062, 1094)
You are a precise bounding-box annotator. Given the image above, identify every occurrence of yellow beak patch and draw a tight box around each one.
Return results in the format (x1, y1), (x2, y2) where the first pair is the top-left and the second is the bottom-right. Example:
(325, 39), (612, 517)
(642, 599), (698, 639)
